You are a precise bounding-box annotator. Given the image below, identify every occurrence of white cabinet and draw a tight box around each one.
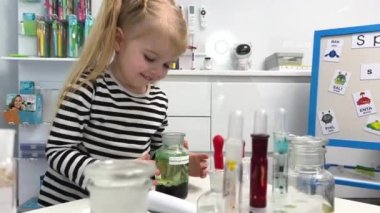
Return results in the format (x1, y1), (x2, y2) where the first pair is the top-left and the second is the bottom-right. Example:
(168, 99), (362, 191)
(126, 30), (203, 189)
(157, 81), (211, 116)
(166, 117), (211, 152)
(157, 81), (212, 152)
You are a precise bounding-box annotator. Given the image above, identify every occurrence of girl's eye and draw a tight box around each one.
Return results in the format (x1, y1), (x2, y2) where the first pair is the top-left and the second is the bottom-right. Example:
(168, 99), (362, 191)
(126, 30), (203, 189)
(144, 55), (155, 62)
(163, 63), (170, 69)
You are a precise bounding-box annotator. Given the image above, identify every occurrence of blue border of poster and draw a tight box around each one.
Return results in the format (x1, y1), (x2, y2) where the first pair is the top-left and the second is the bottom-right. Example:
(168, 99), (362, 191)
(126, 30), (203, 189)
(307, 23), (380, 151)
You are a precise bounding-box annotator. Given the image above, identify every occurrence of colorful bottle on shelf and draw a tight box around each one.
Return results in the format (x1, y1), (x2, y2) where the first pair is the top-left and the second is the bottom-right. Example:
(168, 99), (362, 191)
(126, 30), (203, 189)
(67, 14), (79, 58)
(36, 17), (50, 57)
(223, 110), (244, 212)
(250, 109), (269, 210)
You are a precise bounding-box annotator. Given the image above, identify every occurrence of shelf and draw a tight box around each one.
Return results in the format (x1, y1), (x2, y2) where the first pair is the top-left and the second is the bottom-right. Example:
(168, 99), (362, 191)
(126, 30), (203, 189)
(326, 164), (380, 190)
(168, 69), (311, 77)
(1, 56), (78, 61)
(1, 56), (311, 77)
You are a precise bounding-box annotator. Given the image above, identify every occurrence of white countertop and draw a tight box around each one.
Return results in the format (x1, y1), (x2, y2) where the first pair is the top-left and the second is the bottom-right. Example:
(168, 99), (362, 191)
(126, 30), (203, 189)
(26, 177), (380, 213)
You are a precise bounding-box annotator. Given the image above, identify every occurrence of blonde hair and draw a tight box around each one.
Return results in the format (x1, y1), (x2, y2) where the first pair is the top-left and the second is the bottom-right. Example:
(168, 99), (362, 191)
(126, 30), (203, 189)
(58, 0), (187, 106)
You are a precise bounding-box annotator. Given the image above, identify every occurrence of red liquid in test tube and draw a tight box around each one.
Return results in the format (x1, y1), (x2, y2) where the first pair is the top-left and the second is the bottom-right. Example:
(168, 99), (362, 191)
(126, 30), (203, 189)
(250, 109), (269, 209)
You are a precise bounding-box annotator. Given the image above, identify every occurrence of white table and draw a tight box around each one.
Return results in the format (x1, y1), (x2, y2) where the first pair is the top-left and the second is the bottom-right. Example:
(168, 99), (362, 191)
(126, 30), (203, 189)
(27, 177), (380, 213)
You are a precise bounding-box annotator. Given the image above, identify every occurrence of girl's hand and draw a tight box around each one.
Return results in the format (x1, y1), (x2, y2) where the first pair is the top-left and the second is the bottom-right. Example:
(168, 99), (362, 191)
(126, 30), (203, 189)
(138, 151), (160, 185)
(184, 140), (209, 178)
(189, 153), (209, 178)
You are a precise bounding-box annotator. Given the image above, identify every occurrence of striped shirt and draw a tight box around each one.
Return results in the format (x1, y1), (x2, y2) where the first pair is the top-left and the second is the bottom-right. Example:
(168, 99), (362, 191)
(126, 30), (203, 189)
(38, 70), (168, 207)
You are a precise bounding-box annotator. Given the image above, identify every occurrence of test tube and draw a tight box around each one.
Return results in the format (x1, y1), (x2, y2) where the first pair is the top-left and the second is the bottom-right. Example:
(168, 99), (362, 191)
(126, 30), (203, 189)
(272, 108), (289, 205)
(223, 110), (244, 212)
(250, 109), (269, 209)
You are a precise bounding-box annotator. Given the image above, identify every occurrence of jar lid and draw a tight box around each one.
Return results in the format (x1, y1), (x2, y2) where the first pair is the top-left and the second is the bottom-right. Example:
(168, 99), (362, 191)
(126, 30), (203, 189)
(85, 160), (156, 187)
(162, 132), (185, 146)
(290, 135), (327, 147)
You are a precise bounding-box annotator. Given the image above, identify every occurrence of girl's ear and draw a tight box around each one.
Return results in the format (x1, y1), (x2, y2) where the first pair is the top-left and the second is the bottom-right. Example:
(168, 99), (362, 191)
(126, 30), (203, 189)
(114, 27), (125, 52)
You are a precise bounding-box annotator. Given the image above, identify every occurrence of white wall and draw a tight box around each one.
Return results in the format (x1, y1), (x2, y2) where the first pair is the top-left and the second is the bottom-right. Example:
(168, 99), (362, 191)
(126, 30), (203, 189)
(177, 0), (380, 70)
(0, 0), (18, 127)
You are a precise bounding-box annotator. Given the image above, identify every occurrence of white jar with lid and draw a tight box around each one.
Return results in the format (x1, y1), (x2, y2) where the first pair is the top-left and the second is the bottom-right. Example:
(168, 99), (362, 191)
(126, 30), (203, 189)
(85, 160), (156, 213)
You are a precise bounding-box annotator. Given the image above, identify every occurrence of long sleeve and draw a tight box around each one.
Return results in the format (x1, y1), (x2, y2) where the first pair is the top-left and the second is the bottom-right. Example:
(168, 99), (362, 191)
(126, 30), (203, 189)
(150, 114), (168, 158)
(46, 81), (98, 190)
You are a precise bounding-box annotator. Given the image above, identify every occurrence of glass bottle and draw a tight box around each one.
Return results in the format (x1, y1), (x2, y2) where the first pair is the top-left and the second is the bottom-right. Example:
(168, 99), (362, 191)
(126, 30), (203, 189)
(197, 169), (224, 213)
(250, 109), (269, 209)
(286, 136), (335, 213)
(155, 132), (189, 199)
(0, 129), (16, 213)
(84, 160), (155, 213)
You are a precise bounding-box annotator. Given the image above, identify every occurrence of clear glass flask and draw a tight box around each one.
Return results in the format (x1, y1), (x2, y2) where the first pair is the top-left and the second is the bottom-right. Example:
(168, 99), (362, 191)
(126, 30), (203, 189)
(155, 132), (189, 199)
(84, 160), (155, 213)
(197, 168), (224, 213)
(286, 136), (335, 213)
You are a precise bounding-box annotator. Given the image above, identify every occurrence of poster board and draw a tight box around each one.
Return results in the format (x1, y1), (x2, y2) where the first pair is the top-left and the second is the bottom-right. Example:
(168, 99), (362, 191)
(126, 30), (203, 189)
(308, 24), (380, 151)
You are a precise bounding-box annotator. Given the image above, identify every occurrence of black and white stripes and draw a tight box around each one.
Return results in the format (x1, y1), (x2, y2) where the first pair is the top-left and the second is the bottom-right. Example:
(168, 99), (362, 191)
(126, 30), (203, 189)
(38, 70), (168, 207)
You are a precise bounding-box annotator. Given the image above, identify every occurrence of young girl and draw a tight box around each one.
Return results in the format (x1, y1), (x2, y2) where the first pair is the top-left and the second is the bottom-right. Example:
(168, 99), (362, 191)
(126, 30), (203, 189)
(38, 0), (208, 207)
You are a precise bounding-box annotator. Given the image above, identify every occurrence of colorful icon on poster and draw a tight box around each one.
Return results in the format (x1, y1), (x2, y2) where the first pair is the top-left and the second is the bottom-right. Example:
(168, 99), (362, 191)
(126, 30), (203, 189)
(318, 109), (340, 135)
(328, 70), (351, 95)
(352, 90), (377, 117)
(364, 115), (380, 136)
(323, 39), (344, 62)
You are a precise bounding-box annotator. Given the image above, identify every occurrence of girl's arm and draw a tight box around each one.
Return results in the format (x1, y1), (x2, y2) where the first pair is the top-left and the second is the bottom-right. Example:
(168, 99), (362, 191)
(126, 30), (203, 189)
(45, 81), (98, 190)
(149, 115), (168, 159)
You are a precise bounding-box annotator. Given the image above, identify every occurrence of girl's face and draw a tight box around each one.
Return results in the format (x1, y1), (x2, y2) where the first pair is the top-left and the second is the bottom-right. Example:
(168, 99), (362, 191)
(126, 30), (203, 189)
(14, 96), (22, 109)
(112, 26), (178, 94)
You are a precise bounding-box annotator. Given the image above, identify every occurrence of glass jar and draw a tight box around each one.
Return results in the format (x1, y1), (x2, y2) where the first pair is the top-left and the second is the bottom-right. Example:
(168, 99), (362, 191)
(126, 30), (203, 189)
(84, 160), (155, 213)
(286, 136), (335, 213)
(155, 132), (189, 199)
(0, 129), (16, 213)
(197, 169), (224, 213)
(204, 57), (213, 70)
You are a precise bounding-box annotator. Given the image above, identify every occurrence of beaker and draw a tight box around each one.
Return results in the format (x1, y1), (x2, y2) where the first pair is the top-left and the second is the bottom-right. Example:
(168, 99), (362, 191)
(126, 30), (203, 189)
(85, 160), (155, 213)
(287, 136), (335, 212)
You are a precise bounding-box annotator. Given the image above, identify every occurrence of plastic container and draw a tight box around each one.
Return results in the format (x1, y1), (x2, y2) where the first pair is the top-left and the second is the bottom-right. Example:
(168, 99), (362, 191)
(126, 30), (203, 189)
(155, 132), (189, 199)
(84, 160), (155, 213)
(286, 136), (335, 213)
(0, 129), (16, 213)
(264, 52), (303, 70)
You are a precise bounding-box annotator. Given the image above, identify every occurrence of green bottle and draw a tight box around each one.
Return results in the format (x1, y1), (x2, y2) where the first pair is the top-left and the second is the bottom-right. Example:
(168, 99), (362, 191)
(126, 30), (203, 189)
(155, 132), (189, 199)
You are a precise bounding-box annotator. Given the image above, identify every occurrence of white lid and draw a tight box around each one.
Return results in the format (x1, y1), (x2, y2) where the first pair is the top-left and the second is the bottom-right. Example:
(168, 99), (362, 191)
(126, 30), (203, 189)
(225, 110), (244, 161)
(84, 160), (156, 187)
(253, 109), (268, 134)
(162, 132), (185, 146)
(0, 129), (15, 160)
(274, 108), (287, 133)
(228, 110), (244, 140)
